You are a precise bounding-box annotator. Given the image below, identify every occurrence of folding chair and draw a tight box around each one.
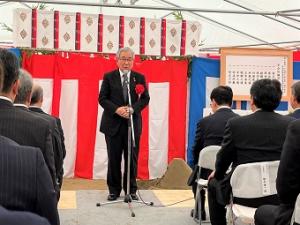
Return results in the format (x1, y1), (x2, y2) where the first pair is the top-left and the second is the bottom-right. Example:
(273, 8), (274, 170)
(291, 193), (300, 225)
(193, 145), (221, 224)
(230, 161), (279, 225)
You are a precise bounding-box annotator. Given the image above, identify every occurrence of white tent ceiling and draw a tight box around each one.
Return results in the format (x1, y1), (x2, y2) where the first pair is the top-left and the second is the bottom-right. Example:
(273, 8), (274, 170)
(0, 0), (300, 52)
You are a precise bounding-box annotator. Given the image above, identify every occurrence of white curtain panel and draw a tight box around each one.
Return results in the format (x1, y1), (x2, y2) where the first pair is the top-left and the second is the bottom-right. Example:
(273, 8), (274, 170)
(80, 13), (99, 52)
(13, 8), (32, 48)
(60, 80), (79, 178)
(102, 15), (120, 54)
(36, 10), (54, 49)
(165, 20), (182, 56)
(58, 12), (76, 51)
(123, 16), (140, 55)
(92, 80), (108, 179)
(148, 82), (170, 179)
(185, 21), (201, 56)
(144, 18), (161, 56)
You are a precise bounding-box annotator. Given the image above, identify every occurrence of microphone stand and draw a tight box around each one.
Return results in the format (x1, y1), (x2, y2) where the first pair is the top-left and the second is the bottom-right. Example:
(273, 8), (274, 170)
(97, 74), (153, 217)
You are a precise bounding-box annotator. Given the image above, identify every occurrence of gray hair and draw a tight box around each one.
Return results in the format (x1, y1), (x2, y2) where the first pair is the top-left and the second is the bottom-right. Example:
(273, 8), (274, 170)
(291, 81), (300, 103)
(14, 69), (33, 104)
(116, 47), (135, 59)
(30, 84), (43, 105)
(0, 59), (3, 91)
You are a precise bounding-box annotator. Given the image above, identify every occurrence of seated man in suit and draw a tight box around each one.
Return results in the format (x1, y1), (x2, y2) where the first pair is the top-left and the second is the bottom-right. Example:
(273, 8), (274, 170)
(289, 81), (300, 119)
(190, 85), (239, 220)
(255, 119), (300, 225)
(30, 84), (66, 191)
(0, 205), (50, 225)
(207, 79), (294, 225)
(0, 49), (57, 195)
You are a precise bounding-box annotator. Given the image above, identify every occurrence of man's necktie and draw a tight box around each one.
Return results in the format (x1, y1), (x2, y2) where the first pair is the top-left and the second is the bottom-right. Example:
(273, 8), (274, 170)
(122, 73), (128, 103)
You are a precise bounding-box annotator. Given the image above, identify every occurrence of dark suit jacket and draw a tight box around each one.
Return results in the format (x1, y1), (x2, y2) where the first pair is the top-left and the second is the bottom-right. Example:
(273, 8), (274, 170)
(288, 108), (300, 119)
(99, 70), (150, 137)
(29, 107), (65, 183)
(0, 206), (50, 225)
(192, 108), (239, 166)
(215, 110), (294, 180)
(0, 135), (59, 225)
(0, 99), (56, 190)
(273, 120), (300, 225)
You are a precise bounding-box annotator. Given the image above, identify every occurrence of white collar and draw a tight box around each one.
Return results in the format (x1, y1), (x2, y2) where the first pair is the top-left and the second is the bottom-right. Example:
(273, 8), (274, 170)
(14, 103), (28, 108)
(0, 96), (13, 103)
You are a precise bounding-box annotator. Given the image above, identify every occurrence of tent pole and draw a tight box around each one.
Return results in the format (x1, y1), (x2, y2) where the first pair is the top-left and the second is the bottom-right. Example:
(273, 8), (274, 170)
(3, 0), (300, 17)
(224, 0), (300, 31)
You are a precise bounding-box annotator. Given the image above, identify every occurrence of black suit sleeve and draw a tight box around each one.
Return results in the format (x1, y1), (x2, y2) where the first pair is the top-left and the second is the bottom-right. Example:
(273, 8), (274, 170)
(192, 120), (205, 167)
(214, 121), (235, 180)
(55, 118), (66, 159)
(36, 150), (60, 225)
(276, 120), (300, 205)
(43, 126), (58, 192)
(132, 74), (150, 114)
(99, 73), (120, 115)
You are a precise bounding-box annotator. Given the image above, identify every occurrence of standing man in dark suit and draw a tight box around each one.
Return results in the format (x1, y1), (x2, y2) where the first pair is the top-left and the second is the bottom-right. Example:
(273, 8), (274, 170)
(190, 85), (239, 220)
(29, 84), (66, 193)
(0, 49), (57, 195)
(0, 136), (59, 225)
(289, 81), (300, 119)
(255, 119), (300, 225)
(99, 47), (150, 201)
(0, 60), (59, 225)
(207, 79), (294, 225)
(0, 206), (50, 225)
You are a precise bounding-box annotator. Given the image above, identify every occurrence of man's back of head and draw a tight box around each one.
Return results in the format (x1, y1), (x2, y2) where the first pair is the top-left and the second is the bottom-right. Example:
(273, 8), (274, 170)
(14, 69), (33, 105)
(290, 81), (300, 109)
(210, 85), (233, 112)
(250, 79), (282, 112)
(0, 49), (20, 95)
(30, 84), (43, 107)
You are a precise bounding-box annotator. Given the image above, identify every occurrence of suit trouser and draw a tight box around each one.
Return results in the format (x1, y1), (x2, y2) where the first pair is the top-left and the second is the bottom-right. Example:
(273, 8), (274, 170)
(255, 204), (293, 225)
(207, 178), (227, 225)
(105, 121), (140, 196)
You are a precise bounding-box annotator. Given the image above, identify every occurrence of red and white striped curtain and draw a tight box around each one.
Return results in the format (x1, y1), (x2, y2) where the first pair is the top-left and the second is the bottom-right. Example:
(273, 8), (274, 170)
(14, 8), (201, 56)
(22, 53), (188, 179)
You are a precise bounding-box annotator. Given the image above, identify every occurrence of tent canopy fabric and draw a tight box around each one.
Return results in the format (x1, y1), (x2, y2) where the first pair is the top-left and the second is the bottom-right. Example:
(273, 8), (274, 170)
(1, 0), (300, 51)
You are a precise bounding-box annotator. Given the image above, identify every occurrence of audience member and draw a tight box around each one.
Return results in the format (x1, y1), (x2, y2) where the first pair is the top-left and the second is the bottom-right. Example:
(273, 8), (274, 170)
(189, 85), (239, 220)
(14, 69), (63, 196)
(0, 55), (59, 225)
(289, 81), (300, 119)
(255, 119), (300, 225)
(207, 79), (294, 225)
(0, 205), (51, 225)
(0, 135), (59, 225)
(30, 83), (66, 191)
(0, 49), (57, 193)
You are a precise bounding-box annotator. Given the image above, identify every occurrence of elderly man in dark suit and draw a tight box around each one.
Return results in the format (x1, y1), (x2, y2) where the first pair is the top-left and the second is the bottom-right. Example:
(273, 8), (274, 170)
(99, 47), (150, 201)
(0, 49), (57, 195)
(190, 85), (239, 220)
(255, 119), (300, 225)
(207, 79), (294, 225)
(289, 81), (300, 119)
(29, 83), (66, 194)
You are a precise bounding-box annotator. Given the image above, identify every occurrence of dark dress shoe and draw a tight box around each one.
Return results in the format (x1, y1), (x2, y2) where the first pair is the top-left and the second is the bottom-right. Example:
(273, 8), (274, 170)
(107, 194), (118, 201)
(130, 193), (139, 200)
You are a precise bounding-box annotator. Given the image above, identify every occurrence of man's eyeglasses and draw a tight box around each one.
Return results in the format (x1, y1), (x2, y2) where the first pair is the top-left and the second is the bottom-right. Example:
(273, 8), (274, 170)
(119, 58), (133, 62)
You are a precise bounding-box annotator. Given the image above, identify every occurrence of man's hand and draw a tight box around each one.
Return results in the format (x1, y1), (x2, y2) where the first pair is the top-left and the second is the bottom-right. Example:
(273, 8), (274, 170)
(115, 106), (129, 119)
(208, 170), (215, 181)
